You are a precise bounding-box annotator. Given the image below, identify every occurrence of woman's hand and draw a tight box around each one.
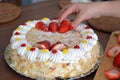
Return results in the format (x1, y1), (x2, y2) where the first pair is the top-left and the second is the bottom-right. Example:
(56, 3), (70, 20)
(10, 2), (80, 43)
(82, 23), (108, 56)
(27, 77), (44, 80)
(59, 2), (103, 28)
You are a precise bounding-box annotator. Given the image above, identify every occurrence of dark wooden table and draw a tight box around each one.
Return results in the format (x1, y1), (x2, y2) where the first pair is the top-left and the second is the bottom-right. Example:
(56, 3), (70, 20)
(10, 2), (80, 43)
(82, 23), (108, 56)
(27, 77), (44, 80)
(0, 0), (111, 80)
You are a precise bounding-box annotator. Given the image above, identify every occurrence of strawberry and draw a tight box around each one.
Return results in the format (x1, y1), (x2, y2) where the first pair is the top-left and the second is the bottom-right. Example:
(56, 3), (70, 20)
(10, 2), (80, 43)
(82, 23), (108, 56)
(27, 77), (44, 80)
(61, 19), (70, 27)
(58, 20), (70, 33)
(74, 45), (80, 49)
(118, 32), (120, 43)
(106, 45), (120, 57)
(49, 22), (59, 33)
(113, 52), (120, 68)
(104, 68), (120, 80)
(58, 25), (69, 33)
(34, 40), (51, 50)
(51, 41), (68, 51)
(35, 22), (49, 32)
(52, 49), (57, 54)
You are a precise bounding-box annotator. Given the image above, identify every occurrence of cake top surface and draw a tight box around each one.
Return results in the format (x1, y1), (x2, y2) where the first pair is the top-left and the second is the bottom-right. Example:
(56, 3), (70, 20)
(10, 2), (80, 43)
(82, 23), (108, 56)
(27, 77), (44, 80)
(10, 17), (98, 63)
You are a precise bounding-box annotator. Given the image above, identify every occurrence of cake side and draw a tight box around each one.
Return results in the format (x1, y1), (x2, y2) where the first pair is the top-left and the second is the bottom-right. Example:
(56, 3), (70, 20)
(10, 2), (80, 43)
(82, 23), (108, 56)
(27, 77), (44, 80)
(5, 43), (101, 80)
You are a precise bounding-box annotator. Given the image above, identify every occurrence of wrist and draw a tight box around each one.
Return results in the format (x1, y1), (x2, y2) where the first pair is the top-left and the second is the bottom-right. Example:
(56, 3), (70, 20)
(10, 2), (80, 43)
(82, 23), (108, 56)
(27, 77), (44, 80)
(92, 1), (109, 17)
(98, 1), (110, 17)
(97, 1), (120, 17)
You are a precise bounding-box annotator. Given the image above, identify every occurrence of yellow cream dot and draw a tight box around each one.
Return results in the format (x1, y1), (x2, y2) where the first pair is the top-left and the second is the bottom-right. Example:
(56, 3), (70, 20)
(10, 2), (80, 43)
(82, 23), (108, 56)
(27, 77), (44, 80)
(41, 49), (49, 53)
(27, 20), (32, 22)
(26, 46), (31, 51)
(41, 17), (49, 21)
(81, 40), (87, 44)
(62, 49), (69, 54)
(45, 59), (49, 63)
(15, 38), (21, 41)
(84, 31), (90, 34)
(16, 27), (21, 30)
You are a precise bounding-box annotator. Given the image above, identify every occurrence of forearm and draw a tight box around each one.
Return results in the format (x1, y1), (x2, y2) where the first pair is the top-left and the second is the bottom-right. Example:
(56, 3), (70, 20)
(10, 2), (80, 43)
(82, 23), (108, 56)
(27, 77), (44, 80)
(99, 1), (120, 18)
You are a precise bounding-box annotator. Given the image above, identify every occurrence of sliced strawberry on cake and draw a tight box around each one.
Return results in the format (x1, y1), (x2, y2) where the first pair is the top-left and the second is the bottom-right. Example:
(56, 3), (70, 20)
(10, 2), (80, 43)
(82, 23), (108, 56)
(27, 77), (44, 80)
(51, 41), (68, 51)
(35, 22), (49, 32)
(106, 45), (120, 57)
(34, 40), (51, 50)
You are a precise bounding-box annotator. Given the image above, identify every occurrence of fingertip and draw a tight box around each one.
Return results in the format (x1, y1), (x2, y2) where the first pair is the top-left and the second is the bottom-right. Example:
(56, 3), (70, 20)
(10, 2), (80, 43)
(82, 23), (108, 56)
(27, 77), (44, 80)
(59, 3), (77, 24)
(59, 13), (65, 23)
(58, 11), (69, 23)
(59, 7), (68, 23)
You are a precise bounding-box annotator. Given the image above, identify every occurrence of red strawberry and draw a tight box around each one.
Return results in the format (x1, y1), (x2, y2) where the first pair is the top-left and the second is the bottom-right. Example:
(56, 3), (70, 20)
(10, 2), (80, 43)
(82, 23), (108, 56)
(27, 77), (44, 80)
(106, 45), (120, 57)
(58, 25), (69, 33)
(74, 45), (80, 49)
(59, 20), (74, 33)
(58, 26), (69, 33)
(58, 20), (70, 33)
(104, 68), (120, 80)
(51, 41), (68, 51)
(61, 19), (70, 27)
(34, 40), (51, 50)
(118, 32), (120, 43)
(113, 52), (120, 68)
(35, 22), (49, 32)
(52, 49), (57, 54)
(49, 22), (59, 33)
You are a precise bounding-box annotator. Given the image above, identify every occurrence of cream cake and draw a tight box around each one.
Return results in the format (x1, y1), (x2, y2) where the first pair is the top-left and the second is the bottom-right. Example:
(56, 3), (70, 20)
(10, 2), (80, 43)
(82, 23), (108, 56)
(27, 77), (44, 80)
(5, 17), (102, 80)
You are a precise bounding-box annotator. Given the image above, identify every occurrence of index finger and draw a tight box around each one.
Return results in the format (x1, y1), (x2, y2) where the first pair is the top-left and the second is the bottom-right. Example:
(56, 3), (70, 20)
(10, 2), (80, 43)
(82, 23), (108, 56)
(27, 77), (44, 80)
(59, 4), (76, 23)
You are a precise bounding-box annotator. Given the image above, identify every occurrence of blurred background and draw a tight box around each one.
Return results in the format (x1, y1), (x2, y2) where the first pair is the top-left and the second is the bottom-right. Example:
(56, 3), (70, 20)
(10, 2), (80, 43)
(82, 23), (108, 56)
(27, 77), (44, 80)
(0, 0), (112, 6)
(0, 0), (47, 6)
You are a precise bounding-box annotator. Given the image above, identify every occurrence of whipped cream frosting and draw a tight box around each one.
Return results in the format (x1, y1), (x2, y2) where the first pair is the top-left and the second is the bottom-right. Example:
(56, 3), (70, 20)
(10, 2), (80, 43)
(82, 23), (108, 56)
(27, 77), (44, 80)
(10, 17), (98, 63)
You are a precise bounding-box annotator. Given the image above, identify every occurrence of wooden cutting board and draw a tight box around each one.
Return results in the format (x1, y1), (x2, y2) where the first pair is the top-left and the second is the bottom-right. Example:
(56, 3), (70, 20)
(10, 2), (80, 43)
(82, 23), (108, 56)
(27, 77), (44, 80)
(94, 31), (120, 80)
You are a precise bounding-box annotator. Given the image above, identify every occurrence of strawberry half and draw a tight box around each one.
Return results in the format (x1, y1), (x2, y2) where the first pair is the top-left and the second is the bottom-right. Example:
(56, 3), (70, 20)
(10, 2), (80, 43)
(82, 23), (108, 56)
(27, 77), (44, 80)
(58, 25), (69, 33)
(35, 22), (49, 32)
(106, 45), (120, 57)
(58, 20), (70, 33)
(61, 19), (70, 27)
(34, 40), (51, 50)
(104, 68), (120, 80)
(113, 52), (120, 68)
(49, 22), (59, 33)
(51, 41), (68, 51)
